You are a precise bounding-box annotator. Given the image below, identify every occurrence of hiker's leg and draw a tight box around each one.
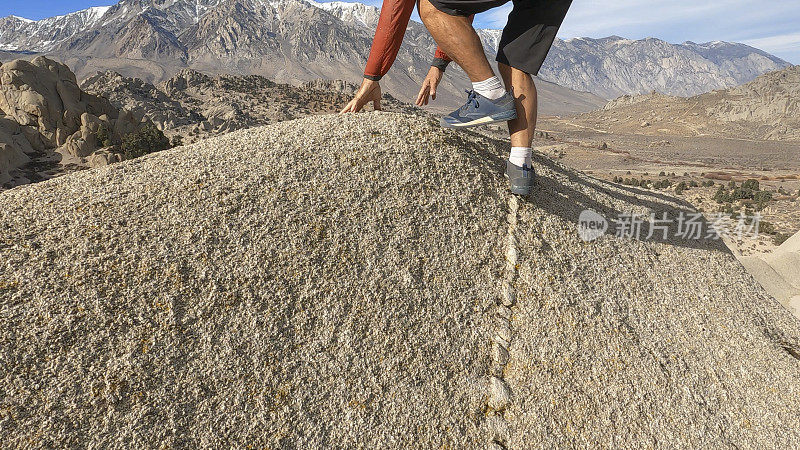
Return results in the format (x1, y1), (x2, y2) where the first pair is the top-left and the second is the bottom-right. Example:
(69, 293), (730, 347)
(418, 0), (495, 83)
(499, 63), (537, 148)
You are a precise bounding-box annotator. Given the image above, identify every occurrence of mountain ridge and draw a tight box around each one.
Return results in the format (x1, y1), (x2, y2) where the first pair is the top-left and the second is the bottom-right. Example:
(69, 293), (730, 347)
(579, 65), (800, 141)
(0, 0), (789, 102)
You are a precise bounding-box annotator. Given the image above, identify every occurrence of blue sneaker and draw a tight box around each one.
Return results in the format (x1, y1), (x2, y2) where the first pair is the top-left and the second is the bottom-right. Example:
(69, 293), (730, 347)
(506, 160), (535, 195)
(440, 90), (517, 129)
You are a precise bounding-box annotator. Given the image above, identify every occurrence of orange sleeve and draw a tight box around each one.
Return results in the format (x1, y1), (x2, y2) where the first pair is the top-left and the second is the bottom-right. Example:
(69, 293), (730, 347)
(364, 0), (416, 80)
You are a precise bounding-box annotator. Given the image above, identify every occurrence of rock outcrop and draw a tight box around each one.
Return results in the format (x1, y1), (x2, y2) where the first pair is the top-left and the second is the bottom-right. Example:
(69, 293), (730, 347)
(706, 65), (800, 140)
(1, 112), (799, 447)
(579, 65), (800, 141)
(0, 116), (32, 184)
(82, 69), (417, 144)
(741, 230), (800, 318)
(0, 56), (148, 186)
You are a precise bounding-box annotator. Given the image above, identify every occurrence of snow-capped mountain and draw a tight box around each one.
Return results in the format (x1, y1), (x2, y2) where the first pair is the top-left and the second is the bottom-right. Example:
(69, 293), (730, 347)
(540, 36), (790, 98)
(0, 0), (790, 102)
(315, 1), (380, 29)
(0, 6), (111, 51)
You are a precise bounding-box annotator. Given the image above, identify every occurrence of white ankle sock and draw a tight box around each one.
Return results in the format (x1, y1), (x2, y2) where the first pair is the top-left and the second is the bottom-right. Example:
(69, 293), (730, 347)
(509, 147), (532, 168)
(472, 76), (506, 100)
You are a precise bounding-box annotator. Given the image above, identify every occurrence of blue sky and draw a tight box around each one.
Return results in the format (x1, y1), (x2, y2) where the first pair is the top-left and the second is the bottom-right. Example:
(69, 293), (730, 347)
(2, 0), (799, 63)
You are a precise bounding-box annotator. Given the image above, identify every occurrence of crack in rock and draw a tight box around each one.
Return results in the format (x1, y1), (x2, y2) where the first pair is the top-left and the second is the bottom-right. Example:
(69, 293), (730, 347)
(486, 194), (520, 448)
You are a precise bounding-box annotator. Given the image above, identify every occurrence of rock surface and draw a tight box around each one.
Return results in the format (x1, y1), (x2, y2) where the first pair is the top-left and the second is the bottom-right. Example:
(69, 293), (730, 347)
(0, 56), (148, 186)
(1, 112), (799, 447)
(507, 157), (800, 447)
(741, 230), (800, 318)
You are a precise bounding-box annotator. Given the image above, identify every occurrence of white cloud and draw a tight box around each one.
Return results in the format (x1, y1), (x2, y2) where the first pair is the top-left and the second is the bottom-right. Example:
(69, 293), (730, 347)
(742, 32), (800, 53)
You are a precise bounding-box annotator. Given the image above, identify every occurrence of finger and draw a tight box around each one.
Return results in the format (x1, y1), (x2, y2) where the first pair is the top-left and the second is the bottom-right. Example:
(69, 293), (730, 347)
(431, 87), (437, 101)
(340, 100), (354, 114)
(415, 87), (425, 106)
(373, 96), (382, 111)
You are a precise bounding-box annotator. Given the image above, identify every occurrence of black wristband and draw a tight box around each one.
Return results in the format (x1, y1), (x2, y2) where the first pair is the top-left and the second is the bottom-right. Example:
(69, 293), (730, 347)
(363, 74), (382, 81)
(431, 57), (450, 72)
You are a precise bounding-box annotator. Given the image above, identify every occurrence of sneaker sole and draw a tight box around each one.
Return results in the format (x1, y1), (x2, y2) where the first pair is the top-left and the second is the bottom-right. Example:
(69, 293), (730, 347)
(441, 110), (518, 129)
(509, 185), (532, 196)
(505, 162), (535, 196)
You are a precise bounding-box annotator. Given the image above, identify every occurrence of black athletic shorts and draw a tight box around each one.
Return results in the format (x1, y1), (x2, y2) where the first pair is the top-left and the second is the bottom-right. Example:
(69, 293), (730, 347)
(428, 0), (572, 75)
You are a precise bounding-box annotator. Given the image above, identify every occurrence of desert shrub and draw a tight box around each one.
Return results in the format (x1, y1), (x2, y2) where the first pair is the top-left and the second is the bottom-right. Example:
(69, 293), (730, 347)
(720, 204), (736, 215)
(773, 233), (791, 245)
(122, 124), (171, 160)
(659, 171), (666, 177)
(731, 187), (755, 200)
(742, 179), (760, 191)
(689, 181), (699, 187)
(753, 191), (773, 210)
(675, 181), (687, 195)
(728, 181), (737, 188)
(713, 186), (729, 203)
(171, 135), (184, 147)
(752, 190), (770, 201)
(95, 125), (112, 148)
(759, 221), (776, 235)
(702, 180), (715, 187)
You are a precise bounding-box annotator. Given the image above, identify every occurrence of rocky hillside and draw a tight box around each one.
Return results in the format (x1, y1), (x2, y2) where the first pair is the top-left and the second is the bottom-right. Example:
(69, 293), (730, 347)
(541, 37), (789, 99)
(81, 69), (417, 143)
(0, 56), (156, 187)
(0, 0), (463, 108)
(575, 65), (800, 141)
(741, 230), (800, 317)
(0, 0), (786, 104)
(1, 112), (800, 447)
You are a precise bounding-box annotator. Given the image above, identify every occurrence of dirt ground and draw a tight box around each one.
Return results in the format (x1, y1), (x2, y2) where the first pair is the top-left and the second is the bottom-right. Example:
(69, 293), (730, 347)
(482, 117), (800, 257)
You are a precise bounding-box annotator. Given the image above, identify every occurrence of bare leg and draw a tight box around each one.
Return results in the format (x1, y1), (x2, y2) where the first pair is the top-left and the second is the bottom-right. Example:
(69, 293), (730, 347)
(419, 0), (536, 143)
(418, 0), (495, 82)
(499, 63), (538, 148)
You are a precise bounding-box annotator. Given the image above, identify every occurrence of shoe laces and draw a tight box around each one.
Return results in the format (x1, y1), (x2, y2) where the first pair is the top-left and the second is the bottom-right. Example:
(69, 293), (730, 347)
(464, 89), (479, 109)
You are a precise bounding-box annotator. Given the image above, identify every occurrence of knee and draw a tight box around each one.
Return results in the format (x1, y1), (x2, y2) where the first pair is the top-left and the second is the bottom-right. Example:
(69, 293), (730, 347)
(501, 64), (533, 82)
